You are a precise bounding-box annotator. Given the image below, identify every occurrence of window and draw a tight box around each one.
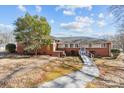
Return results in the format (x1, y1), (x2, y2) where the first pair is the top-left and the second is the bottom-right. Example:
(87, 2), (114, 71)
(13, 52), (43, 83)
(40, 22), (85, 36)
(75, 44), (79, 48)
(101, 44), (106, 48)
(70, 44), (74, 48)
(65, 44), (68, 48)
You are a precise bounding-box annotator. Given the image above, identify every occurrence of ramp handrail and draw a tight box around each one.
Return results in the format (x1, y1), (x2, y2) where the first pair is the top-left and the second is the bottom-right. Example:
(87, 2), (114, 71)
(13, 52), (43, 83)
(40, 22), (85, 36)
(79, 48), (94, 65)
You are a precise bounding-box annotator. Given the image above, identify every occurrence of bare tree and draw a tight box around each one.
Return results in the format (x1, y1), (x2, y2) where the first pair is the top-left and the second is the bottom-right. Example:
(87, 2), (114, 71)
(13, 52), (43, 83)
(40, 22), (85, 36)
(0, 32), (15, 45)
(110, 5), (124, 51)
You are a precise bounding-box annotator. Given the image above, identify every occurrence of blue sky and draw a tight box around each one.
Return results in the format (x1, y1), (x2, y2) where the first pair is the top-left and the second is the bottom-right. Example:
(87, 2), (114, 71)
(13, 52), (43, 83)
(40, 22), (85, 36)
(0, 5), (116, 38)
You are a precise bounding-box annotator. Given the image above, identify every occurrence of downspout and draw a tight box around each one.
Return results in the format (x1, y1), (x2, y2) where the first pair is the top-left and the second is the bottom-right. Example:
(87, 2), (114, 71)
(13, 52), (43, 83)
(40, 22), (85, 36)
(108, 43), (111, 57)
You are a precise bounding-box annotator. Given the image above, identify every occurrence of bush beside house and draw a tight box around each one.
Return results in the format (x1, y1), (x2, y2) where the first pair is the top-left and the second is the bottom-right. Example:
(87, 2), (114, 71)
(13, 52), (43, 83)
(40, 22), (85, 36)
(6, 43), (16, 53)
(111, 49), (120, 59)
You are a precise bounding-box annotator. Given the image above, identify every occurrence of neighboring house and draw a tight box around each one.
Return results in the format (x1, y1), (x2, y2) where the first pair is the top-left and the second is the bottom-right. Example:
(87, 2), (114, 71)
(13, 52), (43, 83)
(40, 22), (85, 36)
(17, 36), (111, 57)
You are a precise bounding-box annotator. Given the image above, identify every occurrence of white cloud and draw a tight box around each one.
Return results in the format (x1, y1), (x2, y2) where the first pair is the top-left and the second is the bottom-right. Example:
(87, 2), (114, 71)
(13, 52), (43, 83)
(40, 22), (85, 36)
(87, 5), (92, 11)
(109, 13), (114, 18)
(56, 5), (92, 11)
(18, 5), (26, 12)
(98, 13), (104, 18)
(50, 19), (55, 24)
(90, 13), (94, 17)
(97, 20), (106, 27)
(93, 31), (116, 37)
(60, 16), (94, 32)
(56, 5), (92, 16)
(53, 32), (65, 36)
(63, 10), (75, 16)
(35, 5), (42, 13)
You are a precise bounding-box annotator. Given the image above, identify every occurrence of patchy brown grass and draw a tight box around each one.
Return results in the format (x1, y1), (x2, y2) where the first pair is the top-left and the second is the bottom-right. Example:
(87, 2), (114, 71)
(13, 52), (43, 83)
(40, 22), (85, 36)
(86, 53), (124, 88)
(0, 56), (82, 88)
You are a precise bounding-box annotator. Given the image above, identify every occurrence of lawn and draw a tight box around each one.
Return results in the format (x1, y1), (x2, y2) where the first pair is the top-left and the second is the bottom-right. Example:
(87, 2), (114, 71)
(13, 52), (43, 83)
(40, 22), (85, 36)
(86, 53), (124, 88)
(0, 55), (83, 88)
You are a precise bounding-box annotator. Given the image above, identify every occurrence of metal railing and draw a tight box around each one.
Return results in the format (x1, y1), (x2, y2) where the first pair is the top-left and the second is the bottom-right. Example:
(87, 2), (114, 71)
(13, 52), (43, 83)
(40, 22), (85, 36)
(79, 48), (94, 58)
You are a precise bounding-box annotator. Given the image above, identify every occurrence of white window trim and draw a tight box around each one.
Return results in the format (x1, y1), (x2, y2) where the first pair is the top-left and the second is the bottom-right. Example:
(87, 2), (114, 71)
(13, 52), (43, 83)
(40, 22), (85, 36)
(65, 43), (69, 48)
(75, 44), (79, 48)
(70, 44), (74, 48)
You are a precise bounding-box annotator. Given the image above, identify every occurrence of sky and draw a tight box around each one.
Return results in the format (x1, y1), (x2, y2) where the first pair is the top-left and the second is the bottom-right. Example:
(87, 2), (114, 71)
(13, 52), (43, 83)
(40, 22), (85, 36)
(0, 5), (117, 38)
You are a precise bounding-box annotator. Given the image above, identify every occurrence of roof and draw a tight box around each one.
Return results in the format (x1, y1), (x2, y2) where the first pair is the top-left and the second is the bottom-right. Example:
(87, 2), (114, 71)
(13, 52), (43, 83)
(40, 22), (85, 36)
(54, 36), (110, 44)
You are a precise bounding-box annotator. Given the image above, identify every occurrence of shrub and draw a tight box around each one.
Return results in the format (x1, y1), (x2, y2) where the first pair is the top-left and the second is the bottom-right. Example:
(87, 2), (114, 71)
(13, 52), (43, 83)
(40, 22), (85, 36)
(6, 43), (16, 53)
(111, 49), (120, 59)
(111, 49), (120, 53)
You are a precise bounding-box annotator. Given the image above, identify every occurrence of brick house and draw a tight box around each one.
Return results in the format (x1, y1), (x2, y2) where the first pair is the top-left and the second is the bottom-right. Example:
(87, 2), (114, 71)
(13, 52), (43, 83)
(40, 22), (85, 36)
(17, 37), (111, 57)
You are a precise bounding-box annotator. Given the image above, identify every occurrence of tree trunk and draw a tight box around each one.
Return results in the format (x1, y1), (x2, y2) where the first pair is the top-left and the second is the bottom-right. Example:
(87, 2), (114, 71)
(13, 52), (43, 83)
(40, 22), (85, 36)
(122, 43), (124, 52)
(35, 49), (38, 55)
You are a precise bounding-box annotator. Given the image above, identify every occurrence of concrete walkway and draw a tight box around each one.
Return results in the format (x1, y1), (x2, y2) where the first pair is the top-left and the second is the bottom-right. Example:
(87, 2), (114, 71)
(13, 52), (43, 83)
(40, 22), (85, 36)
(38, 63), (99, 88)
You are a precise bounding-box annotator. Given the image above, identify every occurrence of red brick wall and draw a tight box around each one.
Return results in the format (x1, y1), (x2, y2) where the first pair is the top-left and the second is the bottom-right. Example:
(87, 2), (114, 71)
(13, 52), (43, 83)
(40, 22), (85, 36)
(62, 48), (110, 57)
(38, 45), (53, 55)
(61, 43), (111, 57)
(17, 42), (111, 57)
(16, 43), (64, 57)
(86, 48), (109, 57)
(16, 43), (24, 54)
(63, 48), (80, 56)
(16, 43), (54, 55)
